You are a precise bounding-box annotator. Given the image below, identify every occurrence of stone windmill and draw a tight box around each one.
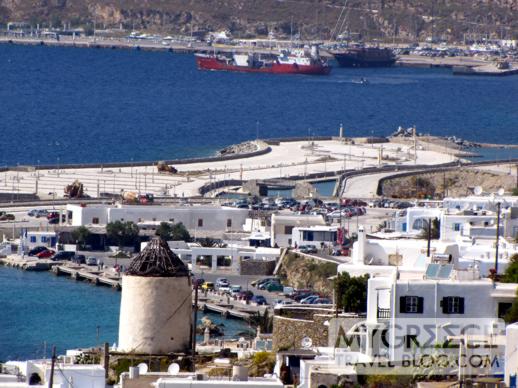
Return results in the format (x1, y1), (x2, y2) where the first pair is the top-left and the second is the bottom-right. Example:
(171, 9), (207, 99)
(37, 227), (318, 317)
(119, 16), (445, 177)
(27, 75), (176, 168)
(118, 238), (192, 354)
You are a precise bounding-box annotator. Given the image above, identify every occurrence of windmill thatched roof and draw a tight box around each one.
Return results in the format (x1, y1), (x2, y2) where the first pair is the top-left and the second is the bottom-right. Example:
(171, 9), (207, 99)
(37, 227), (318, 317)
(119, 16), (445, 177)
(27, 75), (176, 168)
(126, 238), (189, 277)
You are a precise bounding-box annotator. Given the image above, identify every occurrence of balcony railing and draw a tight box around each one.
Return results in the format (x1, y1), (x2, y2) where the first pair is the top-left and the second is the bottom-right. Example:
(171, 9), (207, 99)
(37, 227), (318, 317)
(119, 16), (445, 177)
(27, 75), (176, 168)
(377, 308), (391, 319)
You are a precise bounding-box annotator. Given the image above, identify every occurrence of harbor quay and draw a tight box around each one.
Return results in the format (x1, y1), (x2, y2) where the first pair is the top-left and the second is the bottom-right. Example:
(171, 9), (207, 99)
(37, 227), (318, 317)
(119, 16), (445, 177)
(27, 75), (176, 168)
(0, 35), (512, 71)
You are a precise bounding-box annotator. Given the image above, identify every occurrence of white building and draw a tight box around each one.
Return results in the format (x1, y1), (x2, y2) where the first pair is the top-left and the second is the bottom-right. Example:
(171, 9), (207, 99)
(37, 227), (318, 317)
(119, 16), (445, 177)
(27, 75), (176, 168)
(3, 359), (105, 388)
(270, 213), (325, 247)
(22, 231), (57, 249)
(391, 196), (518, 242)
(365, 274), (516, 361)
(291, 225), (340, 250)
(65, 204), (249, 233)
(140, 241), (281, 273)
(119, 369), (283, 388)
(505, 323), (518, 387)
(347, 233), (516, 277)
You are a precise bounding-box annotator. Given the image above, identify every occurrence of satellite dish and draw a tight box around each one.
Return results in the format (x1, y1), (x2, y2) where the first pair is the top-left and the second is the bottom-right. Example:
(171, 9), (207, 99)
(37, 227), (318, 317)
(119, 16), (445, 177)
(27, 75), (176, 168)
(497, 188), (505, 196)
(474, 186), (483, 196)
(301, 336), (313, 349)
(137, 363), (148, 374)
(167, 363), (180, 375)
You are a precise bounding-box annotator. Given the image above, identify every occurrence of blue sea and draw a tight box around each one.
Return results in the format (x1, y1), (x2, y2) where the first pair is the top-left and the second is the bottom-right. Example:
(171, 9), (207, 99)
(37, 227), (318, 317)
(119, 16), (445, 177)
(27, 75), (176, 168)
(0, 266), (250, 361)
(0, 44), (517, 167)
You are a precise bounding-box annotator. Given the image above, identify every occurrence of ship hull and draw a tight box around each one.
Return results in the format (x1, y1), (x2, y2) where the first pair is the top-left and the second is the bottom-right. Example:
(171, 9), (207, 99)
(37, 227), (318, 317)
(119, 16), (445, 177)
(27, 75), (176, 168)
(196, 56), (331, 75)
(332, 48), (396, 68)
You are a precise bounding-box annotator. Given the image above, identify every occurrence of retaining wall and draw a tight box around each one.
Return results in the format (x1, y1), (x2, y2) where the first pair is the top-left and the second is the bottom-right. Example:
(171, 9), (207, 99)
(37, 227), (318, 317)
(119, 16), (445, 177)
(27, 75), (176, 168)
(240, 259), (276, 276)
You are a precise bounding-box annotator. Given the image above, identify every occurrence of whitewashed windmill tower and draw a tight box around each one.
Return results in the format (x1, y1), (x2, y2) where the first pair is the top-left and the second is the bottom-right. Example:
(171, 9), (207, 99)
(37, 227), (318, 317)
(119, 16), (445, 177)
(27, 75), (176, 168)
(118, 238), (192, 354)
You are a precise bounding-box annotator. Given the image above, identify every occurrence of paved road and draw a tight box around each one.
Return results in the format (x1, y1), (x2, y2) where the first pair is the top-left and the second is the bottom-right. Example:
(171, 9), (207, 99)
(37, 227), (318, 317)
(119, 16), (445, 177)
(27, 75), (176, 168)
(341, 171), (407, 198)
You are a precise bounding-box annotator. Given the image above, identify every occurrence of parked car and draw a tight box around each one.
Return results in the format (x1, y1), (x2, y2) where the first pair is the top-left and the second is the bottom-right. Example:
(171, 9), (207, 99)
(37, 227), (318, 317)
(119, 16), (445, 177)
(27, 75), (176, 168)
(47, 212), (60, 220)
(274, 300), (294, 308)
(0, 213), (15, 221)
(215, 278), (230, 289)
(251, 277), (278, 288)
(36, 249), (55, 259)
(28, 246), (48, 256)
(72, 255), (86, 264)
(52, 251), (75, 261)
(34, 209), (48, 218)
(237, 290), (254, 301)
(300, 295), (320, 304)
(258, 279), (281, 290)
(86, 257), (98, 266)
(266, 282), (284, 292)
(229, 285), (242, 296)
(311, 298), (332, 305)
(298, 245), (318, 254)
(251, 295), (268, 305)
(201, 282), (215, 291)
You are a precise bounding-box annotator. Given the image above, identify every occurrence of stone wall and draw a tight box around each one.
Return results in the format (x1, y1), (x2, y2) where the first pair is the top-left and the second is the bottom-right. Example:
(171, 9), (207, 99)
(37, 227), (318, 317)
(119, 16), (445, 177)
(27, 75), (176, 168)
(272, 315), (329, 351)
(273, 311), (364, 352)
(240, 259), (276, 276)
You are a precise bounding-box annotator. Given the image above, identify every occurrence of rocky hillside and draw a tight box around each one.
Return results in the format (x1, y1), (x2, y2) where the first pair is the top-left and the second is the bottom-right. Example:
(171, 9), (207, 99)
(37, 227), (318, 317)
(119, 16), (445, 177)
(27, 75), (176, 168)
(0, 0), (516, 41)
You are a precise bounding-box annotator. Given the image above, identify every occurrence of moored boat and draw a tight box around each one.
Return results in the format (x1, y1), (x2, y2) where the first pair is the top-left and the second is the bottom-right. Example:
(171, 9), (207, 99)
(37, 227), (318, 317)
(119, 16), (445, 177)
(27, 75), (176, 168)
(331, 46), (396, 68)
(195, 46), (331, 75)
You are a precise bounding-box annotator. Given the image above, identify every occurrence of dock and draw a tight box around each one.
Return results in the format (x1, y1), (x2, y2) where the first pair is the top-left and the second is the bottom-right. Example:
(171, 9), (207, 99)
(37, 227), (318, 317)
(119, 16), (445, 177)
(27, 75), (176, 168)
(199, 302), (256, 320)
(0, 256), (61, 271)
(52, 264), (122, 289)
(453, 63), (518, 76)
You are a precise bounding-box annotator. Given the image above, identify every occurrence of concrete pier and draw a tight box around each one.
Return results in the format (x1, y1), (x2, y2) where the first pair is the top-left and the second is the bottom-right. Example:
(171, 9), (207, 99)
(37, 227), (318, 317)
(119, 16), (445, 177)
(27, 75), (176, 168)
(52, 264), (122, 289)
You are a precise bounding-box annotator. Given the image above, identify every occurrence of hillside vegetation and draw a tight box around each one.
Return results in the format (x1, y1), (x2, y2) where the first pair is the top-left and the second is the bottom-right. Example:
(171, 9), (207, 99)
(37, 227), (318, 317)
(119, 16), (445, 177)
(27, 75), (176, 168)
(0, 0), (516, 41)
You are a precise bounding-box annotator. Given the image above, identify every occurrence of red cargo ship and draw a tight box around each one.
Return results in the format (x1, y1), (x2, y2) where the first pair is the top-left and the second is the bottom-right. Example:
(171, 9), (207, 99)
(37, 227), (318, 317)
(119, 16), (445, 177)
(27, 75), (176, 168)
(195, 48), (331, 76)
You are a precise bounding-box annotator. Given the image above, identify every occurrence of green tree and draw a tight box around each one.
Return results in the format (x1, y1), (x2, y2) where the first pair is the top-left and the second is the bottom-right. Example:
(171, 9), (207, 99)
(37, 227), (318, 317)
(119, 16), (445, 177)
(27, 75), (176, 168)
(502, 254), (518, 283)
(505, 289), (518, 324)
(106, 221), (139, 249)
(171, 222), (191, 242)
(334, 272), (369, 313)
(155, 222), (191, 241)
(155, 222), (174, 240)
(71, 226), (92, 250)
(196, 237), (226, 247)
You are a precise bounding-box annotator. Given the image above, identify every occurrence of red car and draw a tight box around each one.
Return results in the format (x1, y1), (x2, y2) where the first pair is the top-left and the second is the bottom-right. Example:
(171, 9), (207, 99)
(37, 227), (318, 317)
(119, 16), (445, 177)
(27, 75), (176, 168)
(36, 249), (55, 259)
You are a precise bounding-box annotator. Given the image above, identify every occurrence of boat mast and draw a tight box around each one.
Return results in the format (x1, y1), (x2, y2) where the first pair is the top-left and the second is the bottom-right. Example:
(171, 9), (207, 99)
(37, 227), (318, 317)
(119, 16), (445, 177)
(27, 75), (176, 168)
(331, 0), (349, 41)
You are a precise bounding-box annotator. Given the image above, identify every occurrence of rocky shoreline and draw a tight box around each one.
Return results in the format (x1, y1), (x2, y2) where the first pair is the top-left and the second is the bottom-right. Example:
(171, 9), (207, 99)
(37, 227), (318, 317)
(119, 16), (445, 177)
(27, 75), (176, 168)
(217, 141), (260, 156)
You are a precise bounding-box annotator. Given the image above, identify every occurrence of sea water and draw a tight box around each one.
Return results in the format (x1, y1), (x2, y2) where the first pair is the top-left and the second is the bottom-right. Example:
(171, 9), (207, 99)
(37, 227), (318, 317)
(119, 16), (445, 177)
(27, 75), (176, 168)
(0, 44), (517, 167)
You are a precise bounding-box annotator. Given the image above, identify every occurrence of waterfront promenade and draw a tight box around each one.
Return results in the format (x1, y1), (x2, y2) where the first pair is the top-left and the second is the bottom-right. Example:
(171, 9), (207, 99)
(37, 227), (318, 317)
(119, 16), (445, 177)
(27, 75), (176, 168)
(0, 138), (455, 200)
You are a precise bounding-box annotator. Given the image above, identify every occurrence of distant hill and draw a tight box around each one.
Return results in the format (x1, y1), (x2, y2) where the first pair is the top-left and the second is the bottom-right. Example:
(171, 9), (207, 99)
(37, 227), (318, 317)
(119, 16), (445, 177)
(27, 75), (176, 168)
(0, 0), (516, 42)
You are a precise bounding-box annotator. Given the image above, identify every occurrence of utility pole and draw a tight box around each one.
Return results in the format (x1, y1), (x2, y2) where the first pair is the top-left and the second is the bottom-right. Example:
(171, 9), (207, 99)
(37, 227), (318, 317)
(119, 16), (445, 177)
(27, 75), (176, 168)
(494, 202), (501, 276)
(48, 346), (56, 388)
(191, 284), (199, 372)
(413, 126), (417, 164)
(103, 342), (110, 382)
(427, 218), (432, 257)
